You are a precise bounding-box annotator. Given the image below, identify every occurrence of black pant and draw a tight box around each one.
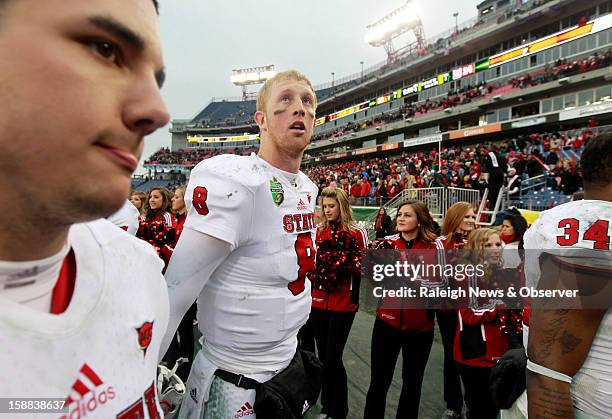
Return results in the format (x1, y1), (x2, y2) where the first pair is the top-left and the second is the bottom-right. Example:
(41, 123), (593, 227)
(364, 317), (433, 419)
(436, 310), (464, 413)
(164, 302), (197, 381)
(297, 318), (316, 353)
(310, 308), (355, 419)
(457, 364), (499, 419)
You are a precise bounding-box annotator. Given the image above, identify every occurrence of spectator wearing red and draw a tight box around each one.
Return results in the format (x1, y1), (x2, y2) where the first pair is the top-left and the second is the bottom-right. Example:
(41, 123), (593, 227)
(360, 176), (372, 200)
(454, 228), (509, 419)
(136, 186), (175, 267)
(388, 178), (400, 198)
(435, 202), (477, 418)
(162, 184), (195, 381)
(310, 187), (368, 419)
(364, 201), (440, 419)
(350, 178), (362, 200)
(170, 186), (187, 244)
(374, 207), (392, 239)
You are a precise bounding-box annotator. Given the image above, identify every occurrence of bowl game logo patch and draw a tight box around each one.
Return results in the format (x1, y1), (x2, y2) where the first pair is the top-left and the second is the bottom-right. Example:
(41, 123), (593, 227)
(270, 177), (284, 206)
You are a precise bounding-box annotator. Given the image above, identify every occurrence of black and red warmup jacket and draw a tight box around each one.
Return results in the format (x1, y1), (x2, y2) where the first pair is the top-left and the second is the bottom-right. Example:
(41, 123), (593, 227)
(375, 236), (438, 332)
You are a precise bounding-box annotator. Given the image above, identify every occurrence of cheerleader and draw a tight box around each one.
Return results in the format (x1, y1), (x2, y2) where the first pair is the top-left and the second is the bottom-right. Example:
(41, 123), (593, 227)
(454, 228), (511, 419)
(436, 201), (477, 419)
(136, 186), (175, 267)
(310, 187), (368, 419)
(364, 200), (439, 419)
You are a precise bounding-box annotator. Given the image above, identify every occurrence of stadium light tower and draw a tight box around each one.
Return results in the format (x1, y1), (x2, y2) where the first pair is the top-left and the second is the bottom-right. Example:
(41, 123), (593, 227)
(365, 0), (426, 64)
(230, 65), (276, 101)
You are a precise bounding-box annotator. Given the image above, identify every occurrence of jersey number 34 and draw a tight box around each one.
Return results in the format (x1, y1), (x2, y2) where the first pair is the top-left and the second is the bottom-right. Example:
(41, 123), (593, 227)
(556, 218), (610, 250)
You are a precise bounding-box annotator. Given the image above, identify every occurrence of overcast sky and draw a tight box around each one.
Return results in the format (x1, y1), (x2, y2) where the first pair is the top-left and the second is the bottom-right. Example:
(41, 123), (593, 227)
(141, 0), (484, 168)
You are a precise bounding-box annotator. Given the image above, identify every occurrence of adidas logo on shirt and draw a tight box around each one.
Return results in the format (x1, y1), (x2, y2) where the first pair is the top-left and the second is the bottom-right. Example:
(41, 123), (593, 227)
(297, 199), (308, 211)
(61, 363), (116, 419)
(234, 401), (254, 417)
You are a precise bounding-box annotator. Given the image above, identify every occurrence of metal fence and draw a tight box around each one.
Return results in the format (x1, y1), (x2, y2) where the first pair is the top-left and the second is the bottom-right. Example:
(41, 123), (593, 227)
(360, 187), (482, 239)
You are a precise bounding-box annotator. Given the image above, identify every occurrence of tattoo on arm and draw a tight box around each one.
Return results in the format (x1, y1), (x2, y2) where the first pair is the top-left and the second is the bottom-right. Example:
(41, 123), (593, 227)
(530, 383), (574, 418)
(531, 309), (572, 363)
(560, 330), (582, 355)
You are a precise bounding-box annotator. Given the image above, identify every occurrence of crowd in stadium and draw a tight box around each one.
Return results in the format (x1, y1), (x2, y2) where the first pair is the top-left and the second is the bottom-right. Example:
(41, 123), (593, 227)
(143, 124), (596, 213)
(508, 51), (611, 88)
(306, 126), (595, 205)
(145, 145), (258, 166)
(311, 50), (610, 144)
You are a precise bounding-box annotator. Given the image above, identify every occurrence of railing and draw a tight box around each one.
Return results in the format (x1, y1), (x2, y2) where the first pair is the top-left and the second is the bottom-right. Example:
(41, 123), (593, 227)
(359, 187), (482, 239)
(476, 188), (505, 226)
(520, 174), (547, 196)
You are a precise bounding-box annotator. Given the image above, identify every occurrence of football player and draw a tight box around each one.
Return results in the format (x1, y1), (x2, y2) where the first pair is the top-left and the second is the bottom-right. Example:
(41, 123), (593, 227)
(525, 133), (611, 418)
(0, 1), (171, 417)
(108, 199), (141, 235)
(162, 70), (319, 418)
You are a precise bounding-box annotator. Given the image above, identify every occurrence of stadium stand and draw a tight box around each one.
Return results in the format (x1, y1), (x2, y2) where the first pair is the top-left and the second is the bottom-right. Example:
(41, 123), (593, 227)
(136, 2), (612, 417)
(144, 0), (612, 220)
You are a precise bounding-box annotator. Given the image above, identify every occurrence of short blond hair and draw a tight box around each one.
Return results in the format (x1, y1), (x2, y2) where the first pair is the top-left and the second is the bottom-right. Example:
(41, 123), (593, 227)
(256, 69), (317, 113)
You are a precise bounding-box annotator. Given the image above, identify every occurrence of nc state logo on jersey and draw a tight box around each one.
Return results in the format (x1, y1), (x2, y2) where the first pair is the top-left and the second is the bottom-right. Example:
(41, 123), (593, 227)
(136, 321), (153, 356)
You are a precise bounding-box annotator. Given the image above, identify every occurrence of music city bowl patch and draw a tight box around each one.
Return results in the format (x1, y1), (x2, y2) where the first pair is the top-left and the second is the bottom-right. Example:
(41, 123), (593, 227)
(270, 177), (284, 206)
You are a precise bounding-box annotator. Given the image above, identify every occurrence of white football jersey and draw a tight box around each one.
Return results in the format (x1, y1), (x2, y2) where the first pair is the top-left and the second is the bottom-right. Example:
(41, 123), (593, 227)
(183, 153), (318, 373)
(0, 219), (169, 419)
(524, 199), (612, 417)
(107, 200), (140, 235)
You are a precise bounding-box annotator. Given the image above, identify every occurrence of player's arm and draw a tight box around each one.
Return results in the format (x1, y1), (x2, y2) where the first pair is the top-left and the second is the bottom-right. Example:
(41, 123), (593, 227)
(160, 227), (232, 358)
(527, 255), (608, 418)
(159, 162), (254, 358)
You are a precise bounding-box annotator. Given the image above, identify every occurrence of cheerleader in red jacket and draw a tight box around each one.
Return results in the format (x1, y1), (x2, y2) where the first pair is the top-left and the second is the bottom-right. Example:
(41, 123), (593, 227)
(136, 186), (175, 268)
(364, 200), (440, 419)
(310, 187), (368, 419)
(435, 201), (476, 418)
(454, 228), (509, 419)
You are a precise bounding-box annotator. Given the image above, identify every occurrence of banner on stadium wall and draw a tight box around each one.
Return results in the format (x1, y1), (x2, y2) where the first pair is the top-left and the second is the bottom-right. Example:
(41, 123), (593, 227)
(489, 14), (611, 67)
(355, 147), (378, 155)
(559, 102), (612, 121)
(381, 143), (399, 151)
(449, 123), (502, 140)
(403, 134), (443, 148)
(511, 116), (547, 128)
(327, 101), (370, 122)
(187, 134), (259, 143)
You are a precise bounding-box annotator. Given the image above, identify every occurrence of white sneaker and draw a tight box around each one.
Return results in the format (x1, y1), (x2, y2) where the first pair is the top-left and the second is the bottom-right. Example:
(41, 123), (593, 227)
(441, 409), (462, 419)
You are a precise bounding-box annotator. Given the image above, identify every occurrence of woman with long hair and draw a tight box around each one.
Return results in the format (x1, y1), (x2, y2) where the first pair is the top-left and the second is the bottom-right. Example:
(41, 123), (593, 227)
(310, 187), (368, 419)
(130, 190), (147, 219)
(364, 201), (439, 419)
(171, 186), (187, 242)
(500, 213), (528, 269)
(454, 228), (510, 419)
(137, 186), (175, 267)
(436, 201), (477, 419)
(374, 207), (392, 239)
(163, 185), (195, 381)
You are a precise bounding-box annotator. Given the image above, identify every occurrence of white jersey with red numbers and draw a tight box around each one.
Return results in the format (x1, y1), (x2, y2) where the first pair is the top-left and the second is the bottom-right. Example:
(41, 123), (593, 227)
(523, 199), (612, 417)
(0, 219), (169, 419)
(183, 153), (318, 373)
(107, 200), (140, 235)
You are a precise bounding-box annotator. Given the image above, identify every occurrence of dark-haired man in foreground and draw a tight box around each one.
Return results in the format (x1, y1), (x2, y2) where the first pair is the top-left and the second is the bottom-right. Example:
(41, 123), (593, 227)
(0, 1), (171, 417)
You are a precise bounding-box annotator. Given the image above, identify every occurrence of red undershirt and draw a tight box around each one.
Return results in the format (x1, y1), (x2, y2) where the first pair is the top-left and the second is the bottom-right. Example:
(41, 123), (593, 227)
(50, 249), (76, 315)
